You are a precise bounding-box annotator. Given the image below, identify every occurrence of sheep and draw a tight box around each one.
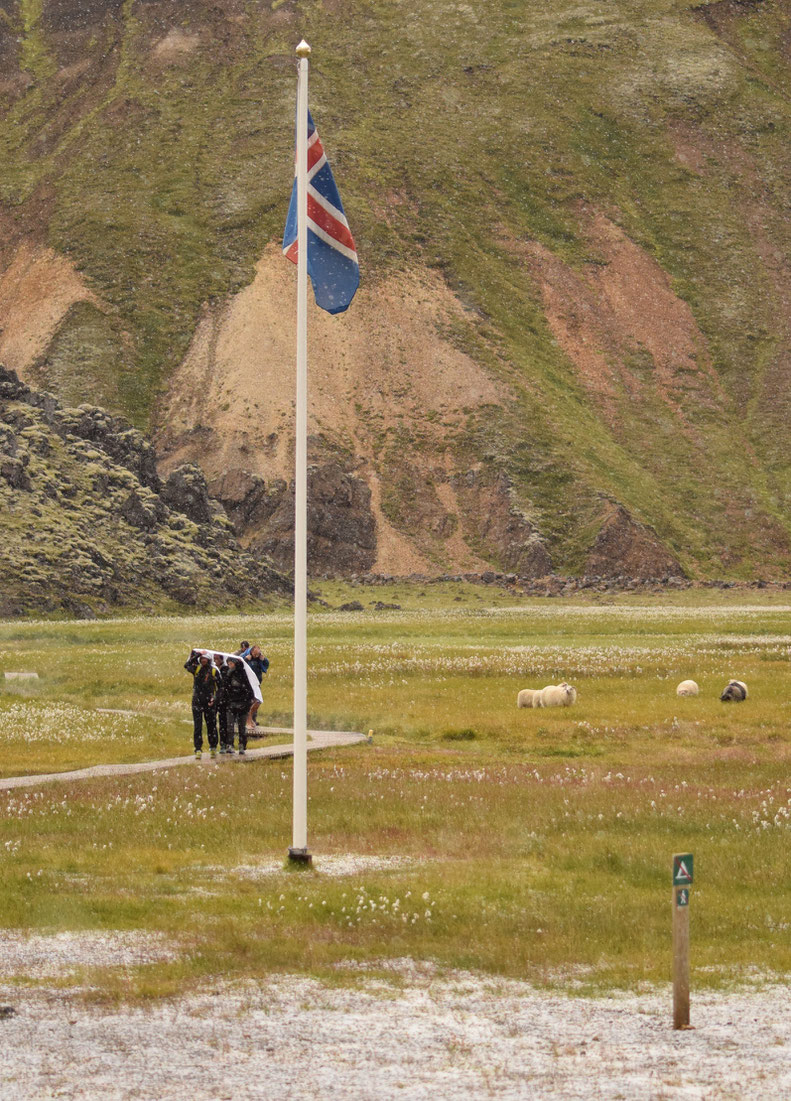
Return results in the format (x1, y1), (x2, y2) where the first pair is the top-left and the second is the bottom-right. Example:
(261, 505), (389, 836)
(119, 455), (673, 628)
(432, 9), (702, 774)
(532, 686), (553, 708)
(533, 685), (555, 708)
(534, 682), (577, 708)
(517, 689), (539, 709)
(720, 680), (748, 702)
(676, 680), (699, 697)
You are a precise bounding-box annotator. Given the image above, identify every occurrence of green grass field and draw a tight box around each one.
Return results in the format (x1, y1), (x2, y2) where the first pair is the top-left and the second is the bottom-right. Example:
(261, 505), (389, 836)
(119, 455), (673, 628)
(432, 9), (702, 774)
(1, 588), (790, 999)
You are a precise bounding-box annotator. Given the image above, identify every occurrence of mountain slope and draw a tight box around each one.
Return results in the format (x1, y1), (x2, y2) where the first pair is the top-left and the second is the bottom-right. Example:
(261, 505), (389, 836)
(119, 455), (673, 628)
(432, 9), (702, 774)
(2, 0), (791, 579)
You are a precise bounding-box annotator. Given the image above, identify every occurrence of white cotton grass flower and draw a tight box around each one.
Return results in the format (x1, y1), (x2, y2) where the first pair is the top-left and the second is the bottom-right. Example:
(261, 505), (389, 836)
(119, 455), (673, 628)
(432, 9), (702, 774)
(0, 702), (150, 745)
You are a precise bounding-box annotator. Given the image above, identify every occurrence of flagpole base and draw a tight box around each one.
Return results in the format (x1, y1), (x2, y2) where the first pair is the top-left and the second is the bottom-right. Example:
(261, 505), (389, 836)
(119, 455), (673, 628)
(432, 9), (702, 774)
(288, 847), (313, 866)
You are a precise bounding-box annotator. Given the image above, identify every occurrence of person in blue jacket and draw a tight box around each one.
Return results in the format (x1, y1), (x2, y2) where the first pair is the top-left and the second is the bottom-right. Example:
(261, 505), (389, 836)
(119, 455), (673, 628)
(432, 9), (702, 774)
(241, 643), (269, 730)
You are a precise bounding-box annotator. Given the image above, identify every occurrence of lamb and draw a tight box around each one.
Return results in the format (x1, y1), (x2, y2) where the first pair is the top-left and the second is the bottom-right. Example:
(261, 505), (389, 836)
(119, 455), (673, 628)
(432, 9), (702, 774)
(720, 680), (748, 702)
(517, 689), (539, 709)
(534, 682), (577, 708)
(676, 680), (699, 697)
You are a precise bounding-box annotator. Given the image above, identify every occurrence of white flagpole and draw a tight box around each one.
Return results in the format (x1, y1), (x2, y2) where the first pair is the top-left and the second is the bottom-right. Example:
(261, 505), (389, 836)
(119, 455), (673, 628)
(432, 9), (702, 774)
(289, 38), (311, 864)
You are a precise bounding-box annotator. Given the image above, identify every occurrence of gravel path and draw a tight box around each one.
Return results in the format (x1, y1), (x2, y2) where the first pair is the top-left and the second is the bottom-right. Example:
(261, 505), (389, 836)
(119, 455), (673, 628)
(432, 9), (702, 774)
(1, 962), (789, 1099)
(0, 729), (366, 791)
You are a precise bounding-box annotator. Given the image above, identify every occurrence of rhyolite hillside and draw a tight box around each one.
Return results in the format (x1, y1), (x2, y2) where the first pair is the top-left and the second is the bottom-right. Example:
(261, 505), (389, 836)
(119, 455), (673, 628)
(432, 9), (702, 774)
(2, 0), (791, 585)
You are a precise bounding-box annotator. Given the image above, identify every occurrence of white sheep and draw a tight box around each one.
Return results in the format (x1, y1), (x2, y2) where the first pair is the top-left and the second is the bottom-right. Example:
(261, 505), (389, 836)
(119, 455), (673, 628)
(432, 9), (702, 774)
(517, 689), (539, 709)
(534, 682), (577, 708)
(720, 680), (748, 702)
(676, 680), (699, 697)
(533, 685), (554, 708)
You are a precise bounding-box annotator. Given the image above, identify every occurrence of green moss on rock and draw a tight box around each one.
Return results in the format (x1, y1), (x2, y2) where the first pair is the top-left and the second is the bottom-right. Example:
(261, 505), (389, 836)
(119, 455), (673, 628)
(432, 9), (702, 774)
(0, 366), (288, 616)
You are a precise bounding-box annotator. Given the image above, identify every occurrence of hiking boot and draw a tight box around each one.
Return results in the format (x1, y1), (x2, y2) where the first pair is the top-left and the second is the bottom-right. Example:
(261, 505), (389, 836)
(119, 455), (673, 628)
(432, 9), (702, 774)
(194, 750), (202, 760)
(239, 748), (246, 755)
(210, 748), (217, 759)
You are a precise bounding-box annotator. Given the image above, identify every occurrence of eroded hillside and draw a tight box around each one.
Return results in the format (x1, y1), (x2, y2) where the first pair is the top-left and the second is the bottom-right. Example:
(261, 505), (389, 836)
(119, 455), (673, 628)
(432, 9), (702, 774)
(2, 0), (791, 580)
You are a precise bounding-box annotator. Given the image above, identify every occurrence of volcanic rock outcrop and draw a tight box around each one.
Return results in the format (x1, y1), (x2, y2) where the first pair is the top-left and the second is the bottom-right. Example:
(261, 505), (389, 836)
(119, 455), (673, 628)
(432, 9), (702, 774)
(0, 367), (287, 616)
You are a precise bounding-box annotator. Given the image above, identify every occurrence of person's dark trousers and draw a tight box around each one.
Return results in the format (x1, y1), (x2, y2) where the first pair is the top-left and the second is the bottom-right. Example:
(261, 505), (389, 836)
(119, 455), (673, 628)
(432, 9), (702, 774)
(192, 701), (218, 751)
(217, 704), (229, 749)
(230, 708), (248, 751)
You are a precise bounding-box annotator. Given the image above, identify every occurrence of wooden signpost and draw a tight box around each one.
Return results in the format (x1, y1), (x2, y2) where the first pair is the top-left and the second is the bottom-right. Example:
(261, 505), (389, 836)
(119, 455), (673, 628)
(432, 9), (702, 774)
(672, 852), (694, 1029)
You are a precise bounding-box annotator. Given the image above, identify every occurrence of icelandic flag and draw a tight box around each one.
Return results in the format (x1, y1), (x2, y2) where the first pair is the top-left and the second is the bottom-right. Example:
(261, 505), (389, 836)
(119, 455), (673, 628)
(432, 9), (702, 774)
(282, 110), (359, 314)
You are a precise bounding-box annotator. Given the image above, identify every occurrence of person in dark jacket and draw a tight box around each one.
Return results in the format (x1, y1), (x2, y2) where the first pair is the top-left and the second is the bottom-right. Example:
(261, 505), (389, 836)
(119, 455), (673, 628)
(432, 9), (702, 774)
(242, 644), (269, 730)
(213, 654), (231, 754)
(184, 650), (220, 759)
(225, 657), (255, 755)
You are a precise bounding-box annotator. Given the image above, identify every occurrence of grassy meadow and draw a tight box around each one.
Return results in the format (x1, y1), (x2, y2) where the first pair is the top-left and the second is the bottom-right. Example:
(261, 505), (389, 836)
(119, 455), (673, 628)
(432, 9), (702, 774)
(1, 586), (790, 998)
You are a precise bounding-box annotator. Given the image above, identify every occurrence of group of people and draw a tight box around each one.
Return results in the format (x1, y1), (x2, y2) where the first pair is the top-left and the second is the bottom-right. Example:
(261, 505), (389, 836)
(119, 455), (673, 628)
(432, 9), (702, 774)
(185, 640), (270, 759)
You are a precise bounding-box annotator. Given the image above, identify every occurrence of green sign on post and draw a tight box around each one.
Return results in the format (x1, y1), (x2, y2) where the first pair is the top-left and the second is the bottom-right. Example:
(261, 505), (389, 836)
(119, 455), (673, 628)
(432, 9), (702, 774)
(672, 851), (693, 1029)
(673, 853), (693, 886)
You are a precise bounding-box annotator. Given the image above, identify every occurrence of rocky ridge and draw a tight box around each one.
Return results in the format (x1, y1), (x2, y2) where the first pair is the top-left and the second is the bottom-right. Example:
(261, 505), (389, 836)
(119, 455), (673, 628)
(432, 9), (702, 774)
(0, 367), (287, 616)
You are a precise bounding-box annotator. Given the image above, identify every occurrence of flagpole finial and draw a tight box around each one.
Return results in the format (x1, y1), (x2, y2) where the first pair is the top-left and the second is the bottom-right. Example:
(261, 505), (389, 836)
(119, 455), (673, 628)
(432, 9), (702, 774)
(296, 39), (311, 58)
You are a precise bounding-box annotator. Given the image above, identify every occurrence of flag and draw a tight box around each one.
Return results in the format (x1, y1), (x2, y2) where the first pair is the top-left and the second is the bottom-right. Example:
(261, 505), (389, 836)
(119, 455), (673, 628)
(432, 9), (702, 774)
(283, 110), (359, 314)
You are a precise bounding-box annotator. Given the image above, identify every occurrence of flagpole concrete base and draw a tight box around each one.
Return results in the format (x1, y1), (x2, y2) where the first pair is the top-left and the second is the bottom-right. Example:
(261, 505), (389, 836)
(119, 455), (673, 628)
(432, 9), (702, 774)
(288, 847), (313, 866)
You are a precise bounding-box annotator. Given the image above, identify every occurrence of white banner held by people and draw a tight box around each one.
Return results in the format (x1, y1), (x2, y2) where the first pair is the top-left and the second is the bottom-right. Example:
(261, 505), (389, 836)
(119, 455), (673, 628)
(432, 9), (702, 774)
(190, 649), (263, 703)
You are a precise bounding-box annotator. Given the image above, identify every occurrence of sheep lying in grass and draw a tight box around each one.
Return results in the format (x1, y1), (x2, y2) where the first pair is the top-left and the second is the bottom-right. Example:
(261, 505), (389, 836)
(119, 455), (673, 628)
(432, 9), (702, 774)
(720, 680), (748, 702)
(534, 682), (577, 708)
(676, 680), (699, 697)
(517, 689), (539, 709)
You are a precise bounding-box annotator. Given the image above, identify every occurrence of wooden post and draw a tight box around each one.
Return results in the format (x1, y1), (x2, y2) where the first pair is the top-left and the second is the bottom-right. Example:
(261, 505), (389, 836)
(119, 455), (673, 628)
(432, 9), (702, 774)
(672, 852), (693, 1029)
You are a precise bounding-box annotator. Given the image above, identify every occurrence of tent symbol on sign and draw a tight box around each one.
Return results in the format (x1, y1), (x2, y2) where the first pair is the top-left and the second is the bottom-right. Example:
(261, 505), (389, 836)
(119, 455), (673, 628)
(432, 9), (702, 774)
(672, 853), (694, 885)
